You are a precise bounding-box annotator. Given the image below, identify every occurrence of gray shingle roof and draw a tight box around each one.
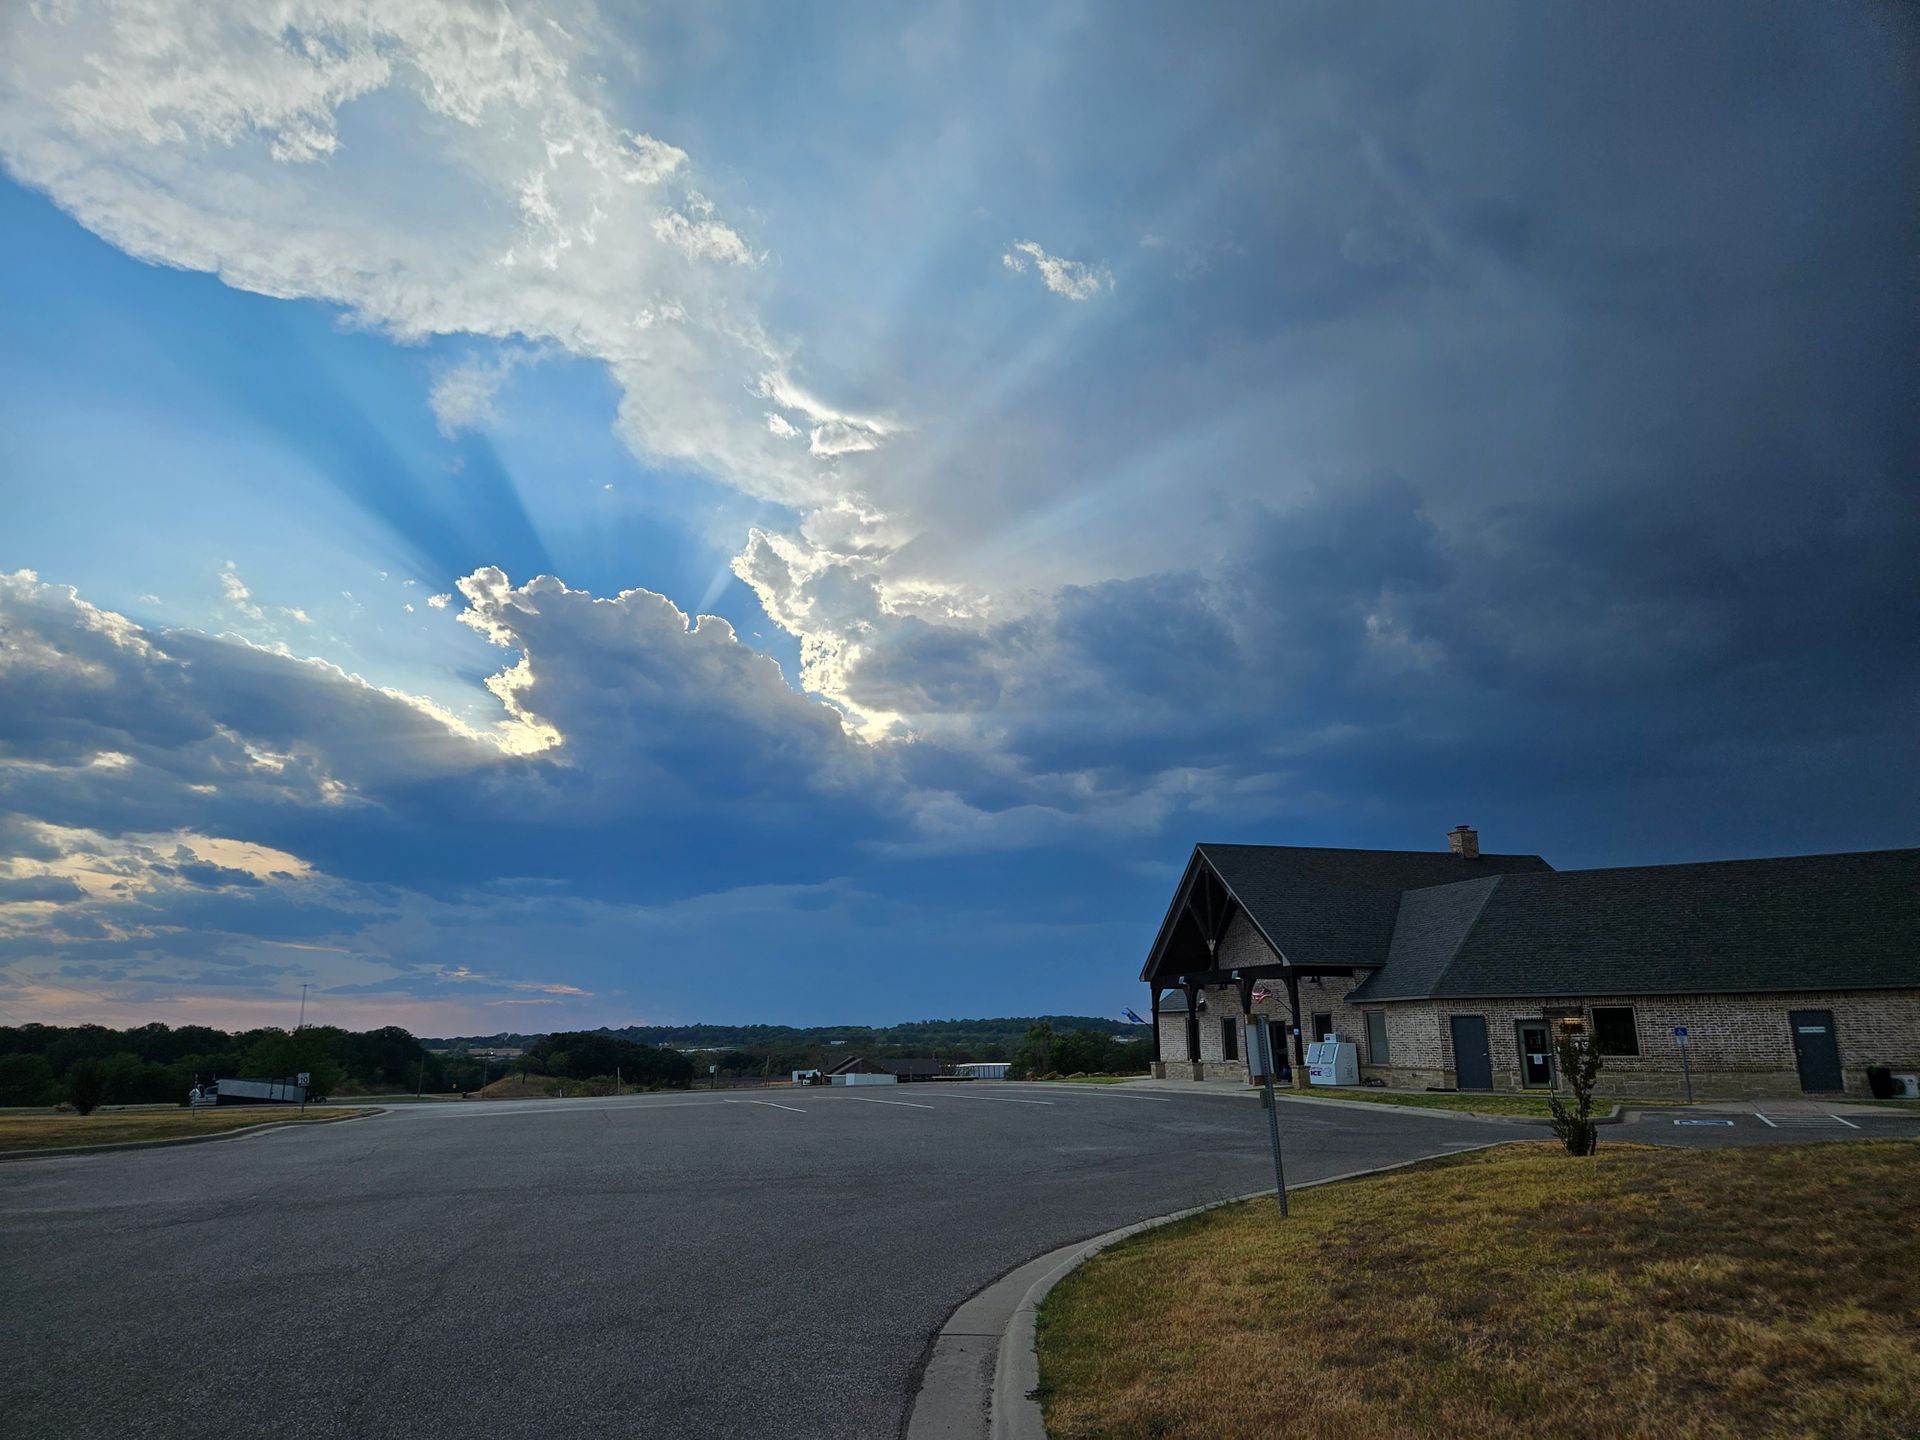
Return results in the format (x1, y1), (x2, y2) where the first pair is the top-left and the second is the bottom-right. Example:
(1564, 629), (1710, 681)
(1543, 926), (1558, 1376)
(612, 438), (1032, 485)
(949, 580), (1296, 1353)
(1192, 843), (1553, 972)
(1349, 848), (1920, 1000)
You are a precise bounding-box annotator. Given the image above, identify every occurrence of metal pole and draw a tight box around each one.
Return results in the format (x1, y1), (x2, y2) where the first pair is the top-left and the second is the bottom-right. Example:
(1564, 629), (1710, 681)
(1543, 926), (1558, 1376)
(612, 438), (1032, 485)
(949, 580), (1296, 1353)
(1680, 1037), (1693, 1104)
(1257, 1018), (1289, 1217)
(297, 983), (307, 1031)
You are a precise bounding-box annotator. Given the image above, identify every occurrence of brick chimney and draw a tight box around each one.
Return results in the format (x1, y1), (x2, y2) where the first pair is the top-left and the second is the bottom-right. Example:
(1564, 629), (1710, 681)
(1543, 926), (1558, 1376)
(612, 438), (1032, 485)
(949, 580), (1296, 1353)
(1448, 825), (1479, 858)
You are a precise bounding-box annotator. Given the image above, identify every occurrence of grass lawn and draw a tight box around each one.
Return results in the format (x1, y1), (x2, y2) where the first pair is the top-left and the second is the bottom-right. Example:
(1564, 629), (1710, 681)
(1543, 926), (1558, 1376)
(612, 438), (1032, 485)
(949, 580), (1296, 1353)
(1037, 1141), (1920, 1440)
(1278, 1087), (1682, 1117)
(0, 1107), (364, 1153)
(1044, 1075), (1156, 1086)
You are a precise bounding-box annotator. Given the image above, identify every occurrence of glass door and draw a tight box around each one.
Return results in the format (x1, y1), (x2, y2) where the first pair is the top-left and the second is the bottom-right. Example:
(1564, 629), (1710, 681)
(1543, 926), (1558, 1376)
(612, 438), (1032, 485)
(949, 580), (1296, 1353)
(1517, 1021), (1554, 1088)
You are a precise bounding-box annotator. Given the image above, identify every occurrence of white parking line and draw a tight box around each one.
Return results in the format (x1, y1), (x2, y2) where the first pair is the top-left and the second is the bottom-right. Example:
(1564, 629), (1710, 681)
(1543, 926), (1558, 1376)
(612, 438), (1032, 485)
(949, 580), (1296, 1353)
(1755, 1112), (1779, 1127)
(724, 1098), (806, 1114)
(841, 1096), (936, 1110)
(934, 1091), (1055, 1107)
(1753, 1111), (1860, 1129)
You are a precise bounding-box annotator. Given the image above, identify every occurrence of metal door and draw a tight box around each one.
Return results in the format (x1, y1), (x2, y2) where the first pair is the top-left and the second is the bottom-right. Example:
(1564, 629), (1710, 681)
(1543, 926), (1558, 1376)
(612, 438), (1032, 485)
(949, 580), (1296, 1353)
(1450, 1014), (1493, 1091)
(1517, 1021), (1554, 1087)
(1788, 1010), (1843, 1092)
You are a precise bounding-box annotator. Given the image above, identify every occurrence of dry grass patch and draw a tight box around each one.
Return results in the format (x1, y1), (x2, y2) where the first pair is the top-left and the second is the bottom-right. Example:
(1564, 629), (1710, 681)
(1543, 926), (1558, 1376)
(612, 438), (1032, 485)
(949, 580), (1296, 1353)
(0, 1107), (364, 1153)
(1281, 1088), (1680, 1117)
(1037, 1142), (1920, 1440)
(1044, 1076), (1155, 1086)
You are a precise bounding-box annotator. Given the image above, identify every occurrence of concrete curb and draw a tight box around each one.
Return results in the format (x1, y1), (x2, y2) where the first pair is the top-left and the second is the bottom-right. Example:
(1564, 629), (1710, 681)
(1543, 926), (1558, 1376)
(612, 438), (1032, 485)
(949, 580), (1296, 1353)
(1026, 1080), (1626, 1126)
(1267, 1092), (1627, 1126)
(903, 1139), (1514, 1440)
(0, 1107), (380, 1163)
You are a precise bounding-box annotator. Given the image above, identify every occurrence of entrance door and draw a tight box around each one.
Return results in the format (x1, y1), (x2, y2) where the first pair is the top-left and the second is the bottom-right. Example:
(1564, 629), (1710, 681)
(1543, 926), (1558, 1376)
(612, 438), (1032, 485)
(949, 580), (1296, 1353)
(1788, 1010), (1843, 1092)
(1450, 1014), (1493, 1091)
(1517, 1021), (1554, 1088)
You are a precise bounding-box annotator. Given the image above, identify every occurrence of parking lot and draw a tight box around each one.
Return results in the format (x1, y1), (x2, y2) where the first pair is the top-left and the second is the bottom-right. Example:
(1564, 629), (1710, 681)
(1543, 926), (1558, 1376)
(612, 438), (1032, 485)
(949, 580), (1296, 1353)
(2, 1084), (1913, 1439)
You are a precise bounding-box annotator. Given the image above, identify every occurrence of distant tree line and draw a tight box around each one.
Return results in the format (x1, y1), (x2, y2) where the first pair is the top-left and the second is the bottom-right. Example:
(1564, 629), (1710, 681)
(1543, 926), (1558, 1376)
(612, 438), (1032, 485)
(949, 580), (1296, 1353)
(1008, 1022), (1151, 1079)
(504, 1031), (695, 1091)
(0, 1013), (1147, 1110)
(0, 1022), (449, 1109)
(0, 1022), (685, 1110)
(427, 1015), (1144, 1080)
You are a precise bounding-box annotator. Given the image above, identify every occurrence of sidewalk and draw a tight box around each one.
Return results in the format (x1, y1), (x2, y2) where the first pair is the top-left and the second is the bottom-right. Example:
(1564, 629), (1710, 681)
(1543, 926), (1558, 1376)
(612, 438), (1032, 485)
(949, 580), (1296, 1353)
(1100, 1076), (1260, 1098)
(1108, 1078), (1906, 1121)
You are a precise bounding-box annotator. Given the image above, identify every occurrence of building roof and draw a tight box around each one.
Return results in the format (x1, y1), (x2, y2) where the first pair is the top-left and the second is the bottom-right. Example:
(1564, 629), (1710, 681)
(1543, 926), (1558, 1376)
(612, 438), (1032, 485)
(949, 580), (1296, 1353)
(824, 1055), (945, 1077)
(878, 1059), (944, 1077)
(1347, 848), (1920, 1001)
(1142, 842), (1552, 983)
(823, 1055), (889, 1075)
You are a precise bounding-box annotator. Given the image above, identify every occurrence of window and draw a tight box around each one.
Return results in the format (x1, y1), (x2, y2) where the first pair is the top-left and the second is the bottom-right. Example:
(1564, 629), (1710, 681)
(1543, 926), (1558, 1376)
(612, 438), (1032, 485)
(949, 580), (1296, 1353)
(1311, 1012), (1334, 1041)
(1365, 1010), (1391, 1065)
(1591, 1006), (1639, 1056)
(1221, 1018), (1238, 1061)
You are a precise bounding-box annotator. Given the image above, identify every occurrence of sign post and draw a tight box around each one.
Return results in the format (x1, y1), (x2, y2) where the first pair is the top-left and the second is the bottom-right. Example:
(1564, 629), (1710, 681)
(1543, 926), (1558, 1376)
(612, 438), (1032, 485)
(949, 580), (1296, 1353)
(1249, 1016), (1290, 1218)
(1672, 1026), (1693, 1103)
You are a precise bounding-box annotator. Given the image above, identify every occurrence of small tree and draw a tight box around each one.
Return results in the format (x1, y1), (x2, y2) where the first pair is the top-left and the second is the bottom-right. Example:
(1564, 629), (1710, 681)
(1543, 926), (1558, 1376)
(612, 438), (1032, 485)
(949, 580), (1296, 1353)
(1009, 1022), (1055, 1079)
(67, 1057), (110, 1116)
(1548, 1026), (1603, 1156)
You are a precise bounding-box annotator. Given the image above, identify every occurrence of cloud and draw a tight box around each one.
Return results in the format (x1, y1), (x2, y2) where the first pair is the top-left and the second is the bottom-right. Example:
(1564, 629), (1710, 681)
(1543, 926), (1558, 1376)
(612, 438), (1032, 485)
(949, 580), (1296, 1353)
(427, 592), (452, 609)
(430, 347), (538, 438)
(0, 873), (87, 903)
(0, 0), (881, 516)
(451, 566), (870, 798)
(1001, 239), (1111, 300)
(0, 569), (503, 830)
(219, 562), (263, 620)
(651, 196), (759, 266)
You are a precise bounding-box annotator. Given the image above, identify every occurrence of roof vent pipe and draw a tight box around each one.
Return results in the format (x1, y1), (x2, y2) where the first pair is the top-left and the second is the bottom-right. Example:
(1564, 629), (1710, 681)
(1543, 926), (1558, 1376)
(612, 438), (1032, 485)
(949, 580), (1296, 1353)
(1449, 825), (1479, 858)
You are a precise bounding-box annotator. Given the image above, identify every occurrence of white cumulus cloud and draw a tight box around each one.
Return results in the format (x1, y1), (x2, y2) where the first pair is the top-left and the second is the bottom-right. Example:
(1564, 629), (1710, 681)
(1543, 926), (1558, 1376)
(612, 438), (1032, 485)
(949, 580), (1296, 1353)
(1001, 239), (1112, 300)
(0, 0), (875, 513)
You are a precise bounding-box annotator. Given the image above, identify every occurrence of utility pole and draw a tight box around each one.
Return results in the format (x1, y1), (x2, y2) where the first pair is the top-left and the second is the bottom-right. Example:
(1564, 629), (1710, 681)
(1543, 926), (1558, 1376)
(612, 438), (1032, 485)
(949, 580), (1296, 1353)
(297, 983), (308, 1031)
(1254, 1016), (1290, 1217)
(417, 1056), (426, 1098)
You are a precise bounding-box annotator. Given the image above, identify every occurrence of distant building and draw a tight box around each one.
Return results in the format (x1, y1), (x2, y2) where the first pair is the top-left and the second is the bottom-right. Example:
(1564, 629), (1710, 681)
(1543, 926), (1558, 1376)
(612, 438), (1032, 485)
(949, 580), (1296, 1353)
(824, 1056), (947, 1082)
(1142, 830), (1919, 1098)
(953, 1061), (1011, 1080)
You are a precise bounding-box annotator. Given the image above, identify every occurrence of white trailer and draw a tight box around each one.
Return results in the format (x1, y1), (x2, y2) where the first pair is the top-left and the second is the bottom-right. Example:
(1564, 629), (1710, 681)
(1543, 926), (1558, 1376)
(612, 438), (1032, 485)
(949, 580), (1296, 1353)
(201, 1076), (313, 1106)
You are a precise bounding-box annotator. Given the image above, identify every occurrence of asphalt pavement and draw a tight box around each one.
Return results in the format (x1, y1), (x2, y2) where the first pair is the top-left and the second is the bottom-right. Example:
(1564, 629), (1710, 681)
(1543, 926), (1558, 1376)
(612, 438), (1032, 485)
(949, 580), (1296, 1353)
(2, 1085), (1913, 1440)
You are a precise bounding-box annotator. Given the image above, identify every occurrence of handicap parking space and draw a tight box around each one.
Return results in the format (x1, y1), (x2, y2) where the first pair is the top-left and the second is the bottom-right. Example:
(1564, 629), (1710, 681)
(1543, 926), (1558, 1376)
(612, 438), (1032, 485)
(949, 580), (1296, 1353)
(1623, 1106), (1920, 1147)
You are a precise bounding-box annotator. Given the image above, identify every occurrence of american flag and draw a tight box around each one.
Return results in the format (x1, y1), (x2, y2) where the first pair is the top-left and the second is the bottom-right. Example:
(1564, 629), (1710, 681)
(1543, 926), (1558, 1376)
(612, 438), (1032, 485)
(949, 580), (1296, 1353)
(1251, 987), (1272, 1004)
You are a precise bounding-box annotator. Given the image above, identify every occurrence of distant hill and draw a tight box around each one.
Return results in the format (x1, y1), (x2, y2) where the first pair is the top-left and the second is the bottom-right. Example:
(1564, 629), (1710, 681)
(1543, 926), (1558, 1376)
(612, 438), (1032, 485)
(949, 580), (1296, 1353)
(426, 1015), (1136, 1052)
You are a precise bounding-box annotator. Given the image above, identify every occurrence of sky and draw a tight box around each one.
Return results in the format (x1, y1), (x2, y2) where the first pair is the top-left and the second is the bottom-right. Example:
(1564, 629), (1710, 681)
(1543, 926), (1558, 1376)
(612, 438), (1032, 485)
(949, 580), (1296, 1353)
(0, 1), (1915, 1036)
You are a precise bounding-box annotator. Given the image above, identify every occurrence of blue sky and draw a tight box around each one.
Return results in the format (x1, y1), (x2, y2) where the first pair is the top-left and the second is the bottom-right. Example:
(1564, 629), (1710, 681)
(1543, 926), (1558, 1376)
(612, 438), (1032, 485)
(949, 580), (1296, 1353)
(0, 1), (1914, 1035)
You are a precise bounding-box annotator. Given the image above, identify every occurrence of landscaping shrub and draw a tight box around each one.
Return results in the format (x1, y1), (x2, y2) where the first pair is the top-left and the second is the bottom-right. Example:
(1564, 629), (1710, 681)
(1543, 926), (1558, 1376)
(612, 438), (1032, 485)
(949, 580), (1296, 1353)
(1547, 1028), (1602, 1156)
(66, 1058), (109, 1116)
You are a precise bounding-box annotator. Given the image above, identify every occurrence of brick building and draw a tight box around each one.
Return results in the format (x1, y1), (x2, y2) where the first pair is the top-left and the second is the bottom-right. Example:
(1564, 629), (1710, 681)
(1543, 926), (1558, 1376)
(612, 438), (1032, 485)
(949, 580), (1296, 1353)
(1143, 831), (1919, 1098)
